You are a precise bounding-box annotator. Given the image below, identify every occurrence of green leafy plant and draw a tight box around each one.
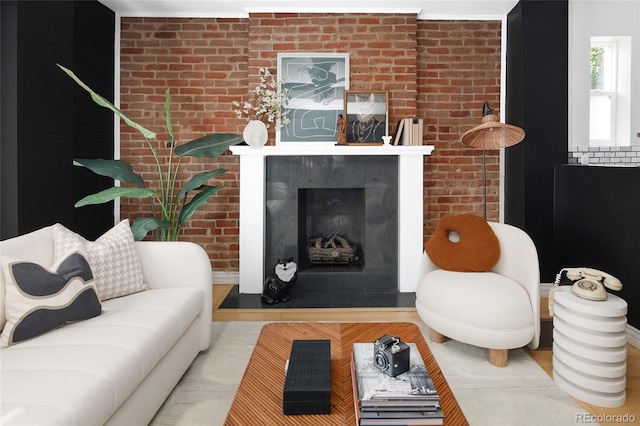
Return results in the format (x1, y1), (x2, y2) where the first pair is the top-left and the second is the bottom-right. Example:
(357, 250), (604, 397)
(58, 64), (242, 241)
(590, 46), (604, 90)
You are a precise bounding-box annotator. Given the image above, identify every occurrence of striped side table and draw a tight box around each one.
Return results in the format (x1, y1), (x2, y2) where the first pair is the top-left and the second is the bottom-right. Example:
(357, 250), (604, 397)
(552, 288), (628, 408)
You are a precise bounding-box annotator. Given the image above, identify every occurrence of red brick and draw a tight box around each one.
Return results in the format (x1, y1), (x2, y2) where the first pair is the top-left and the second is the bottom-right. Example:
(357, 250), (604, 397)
(120, 16), (501, 271)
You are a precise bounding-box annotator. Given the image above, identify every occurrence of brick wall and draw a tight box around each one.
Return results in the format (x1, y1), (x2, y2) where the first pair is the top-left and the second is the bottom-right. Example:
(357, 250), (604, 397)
(247, 14), (418, 121)
(418, 20), (502, 234)
(119, 15), (501, 271)
(120, 18), (247, 270)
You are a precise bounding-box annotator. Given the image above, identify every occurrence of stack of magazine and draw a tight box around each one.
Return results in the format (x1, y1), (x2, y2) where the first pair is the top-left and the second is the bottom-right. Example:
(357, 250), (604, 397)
(350, 343), (444, 425)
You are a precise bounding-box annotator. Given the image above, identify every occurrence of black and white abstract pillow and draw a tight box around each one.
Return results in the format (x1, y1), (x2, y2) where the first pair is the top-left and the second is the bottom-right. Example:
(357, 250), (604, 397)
(0, 251), (101, 347)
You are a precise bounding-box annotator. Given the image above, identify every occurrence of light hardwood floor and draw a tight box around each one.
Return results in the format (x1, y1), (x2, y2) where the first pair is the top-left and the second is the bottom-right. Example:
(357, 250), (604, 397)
(213, 285), (639, 425)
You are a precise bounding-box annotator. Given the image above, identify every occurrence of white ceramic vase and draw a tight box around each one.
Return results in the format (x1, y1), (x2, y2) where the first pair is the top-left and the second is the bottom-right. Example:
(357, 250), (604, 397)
(243, 120), (268, 148)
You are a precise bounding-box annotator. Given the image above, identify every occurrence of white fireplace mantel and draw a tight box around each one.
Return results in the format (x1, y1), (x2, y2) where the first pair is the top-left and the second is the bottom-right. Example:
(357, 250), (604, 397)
(230, 144), (435, 294)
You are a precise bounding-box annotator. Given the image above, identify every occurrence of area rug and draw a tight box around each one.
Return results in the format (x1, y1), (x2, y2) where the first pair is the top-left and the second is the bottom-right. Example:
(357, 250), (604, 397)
(412, 322), (592, 426)
(149, 321), (592, 426)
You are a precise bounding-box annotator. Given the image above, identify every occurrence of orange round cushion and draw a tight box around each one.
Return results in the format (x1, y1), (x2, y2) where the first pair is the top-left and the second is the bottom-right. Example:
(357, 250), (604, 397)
(425, 214), (500, 272)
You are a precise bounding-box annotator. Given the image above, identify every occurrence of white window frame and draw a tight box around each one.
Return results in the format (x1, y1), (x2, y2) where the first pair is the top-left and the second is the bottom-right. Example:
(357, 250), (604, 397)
(589, 39), (618, 146)
(588, 36), (633, 148)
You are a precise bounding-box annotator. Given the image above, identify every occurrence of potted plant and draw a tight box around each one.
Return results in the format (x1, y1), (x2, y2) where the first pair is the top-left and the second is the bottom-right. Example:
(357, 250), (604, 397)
(58, 64), (243, 241)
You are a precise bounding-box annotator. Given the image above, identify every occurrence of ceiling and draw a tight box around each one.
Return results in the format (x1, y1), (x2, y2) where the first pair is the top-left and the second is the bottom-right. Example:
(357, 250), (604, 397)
(98, 0), (519, 19)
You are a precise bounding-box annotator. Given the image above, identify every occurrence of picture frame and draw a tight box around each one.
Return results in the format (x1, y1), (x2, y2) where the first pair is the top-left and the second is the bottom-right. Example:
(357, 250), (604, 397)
(277, 52), (349, 146)
(343, 90), (389, 144)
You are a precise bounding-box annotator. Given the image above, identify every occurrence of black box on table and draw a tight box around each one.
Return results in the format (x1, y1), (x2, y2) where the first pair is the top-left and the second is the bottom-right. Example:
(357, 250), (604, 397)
(283, 339), (331, 415)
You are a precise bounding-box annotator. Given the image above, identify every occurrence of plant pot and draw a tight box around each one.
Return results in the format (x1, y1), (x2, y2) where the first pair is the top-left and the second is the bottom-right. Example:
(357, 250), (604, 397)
(243, 120), (269, 148)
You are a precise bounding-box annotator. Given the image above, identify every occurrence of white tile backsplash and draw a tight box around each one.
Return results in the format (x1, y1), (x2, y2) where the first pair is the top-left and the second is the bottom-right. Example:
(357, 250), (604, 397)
(569, 147), (640, 166)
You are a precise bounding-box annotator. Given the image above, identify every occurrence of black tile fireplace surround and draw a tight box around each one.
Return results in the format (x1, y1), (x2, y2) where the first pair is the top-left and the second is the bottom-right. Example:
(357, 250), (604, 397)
(221, 154), (416, 309)
(266, 155), (398, 288)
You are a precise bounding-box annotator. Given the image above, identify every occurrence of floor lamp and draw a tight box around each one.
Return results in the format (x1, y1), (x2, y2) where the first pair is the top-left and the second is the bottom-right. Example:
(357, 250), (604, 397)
(461, 102), (525, 219)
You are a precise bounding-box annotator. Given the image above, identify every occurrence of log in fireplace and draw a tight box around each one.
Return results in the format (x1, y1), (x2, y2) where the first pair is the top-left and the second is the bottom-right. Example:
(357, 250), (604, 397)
(307, 232), (357, 265)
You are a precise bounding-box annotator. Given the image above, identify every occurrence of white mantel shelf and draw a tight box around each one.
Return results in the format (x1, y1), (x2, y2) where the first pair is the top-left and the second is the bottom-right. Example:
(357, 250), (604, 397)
(230, 144), (435, 156)
(230, 144), (435, 294)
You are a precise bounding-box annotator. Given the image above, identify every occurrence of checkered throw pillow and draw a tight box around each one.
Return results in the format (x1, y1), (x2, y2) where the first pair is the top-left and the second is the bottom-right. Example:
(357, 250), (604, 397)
(53, 220), (147, 301)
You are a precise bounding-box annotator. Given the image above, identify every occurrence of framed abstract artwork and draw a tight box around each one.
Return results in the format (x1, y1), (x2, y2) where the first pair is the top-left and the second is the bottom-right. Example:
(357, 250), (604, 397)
(277, 52), (349, 146)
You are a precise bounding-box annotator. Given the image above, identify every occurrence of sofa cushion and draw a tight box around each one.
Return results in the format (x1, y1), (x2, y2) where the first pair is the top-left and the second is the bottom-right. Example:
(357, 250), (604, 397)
(425, 214), (500, 272)
(54, 220), (147, 301)
(0, 251), (101, 348)
(0, 287), (204, 426)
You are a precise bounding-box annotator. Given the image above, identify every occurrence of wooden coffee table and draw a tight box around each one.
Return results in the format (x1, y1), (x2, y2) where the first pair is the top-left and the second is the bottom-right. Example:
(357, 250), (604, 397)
(225, 322), (467, 425)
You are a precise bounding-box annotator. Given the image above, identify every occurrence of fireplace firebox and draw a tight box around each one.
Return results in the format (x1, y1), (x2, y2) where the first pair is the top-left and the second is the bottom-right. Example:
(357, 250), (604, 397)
(299, 188), (363, 270)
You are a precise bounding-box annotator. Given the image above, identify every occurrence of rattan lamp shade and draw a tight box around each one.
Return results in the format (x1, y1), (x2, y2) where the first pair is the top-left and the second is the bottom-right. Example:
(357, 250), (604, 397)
(461, 113), (525, 150)
(460, 102), (525, 219)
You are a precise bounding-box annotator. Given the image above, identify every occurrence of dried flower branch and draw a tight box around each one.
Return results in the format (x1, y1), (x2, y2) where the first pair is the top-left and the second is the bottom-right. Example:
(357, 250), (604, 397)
(233, 68), (290, 128)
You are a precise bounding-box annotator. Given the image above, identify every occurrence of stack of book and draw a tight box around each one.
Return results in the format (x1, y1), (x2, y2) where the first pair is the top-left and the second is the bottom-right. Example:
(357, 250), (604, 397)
(393, 118), (424, 146)
(350, 343), (444, 425)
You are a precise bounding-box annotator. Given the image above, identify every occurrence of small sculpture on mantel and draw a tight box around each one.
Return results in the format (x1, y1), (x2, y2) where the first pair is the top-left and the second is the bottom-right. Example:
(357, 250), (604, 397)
(336, 114), (347, 144)
(261, 257), (298, 305)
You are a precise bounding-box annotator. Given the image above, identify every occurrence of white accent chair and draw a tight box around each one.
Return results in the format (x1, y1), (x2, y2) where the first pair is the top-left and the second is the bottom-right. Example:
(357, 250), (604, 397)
(415, 222), (540, 367)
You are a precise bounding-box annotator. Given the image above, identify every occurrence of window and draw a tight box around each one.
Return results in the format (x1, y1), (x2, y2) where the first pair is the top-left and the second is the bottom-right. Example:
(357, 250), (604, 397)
(589, 36), (631, 147)
(589, 40), (617, 145)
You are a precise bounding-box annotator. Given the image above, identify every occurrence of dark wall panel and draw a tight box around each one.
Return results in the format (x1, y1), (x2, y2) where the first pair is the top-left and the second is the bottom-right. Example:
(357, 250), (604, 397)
(0, 1), (114, 240)
(505, 3), (525, 226)
(17, 1), (76, 233)
(505, 0), (569, 282)
(72, 1), (116, 239)
(0, 1), (19, 237)
(555, 165), (640, 328)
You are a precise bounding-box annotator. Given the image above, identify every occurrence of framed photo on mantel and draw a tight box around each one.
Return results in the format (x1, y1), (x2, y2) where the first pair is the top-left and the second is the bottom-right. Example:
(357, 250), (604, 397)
(277, 52), (349, 146)
(344, 90), (389, 144)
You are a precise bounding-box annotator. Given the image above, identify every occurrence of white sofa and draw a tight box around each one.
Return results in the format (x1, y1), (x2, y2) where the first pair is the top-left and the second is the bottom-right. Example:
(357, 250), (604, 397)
(0, 225), (212, 425)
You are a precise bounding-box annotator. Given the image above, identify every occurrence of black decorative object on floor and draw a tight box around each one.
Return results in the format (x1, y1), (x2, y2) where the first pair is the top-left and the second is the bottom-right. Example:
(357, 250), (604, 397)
(261, 258), (298, 305)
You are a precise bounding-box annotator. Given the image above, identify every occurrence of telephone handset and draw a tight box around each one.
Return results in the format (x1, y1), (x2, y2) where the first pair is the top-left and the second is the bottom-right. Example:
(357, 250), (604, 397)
(548, 267), (622, 316)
